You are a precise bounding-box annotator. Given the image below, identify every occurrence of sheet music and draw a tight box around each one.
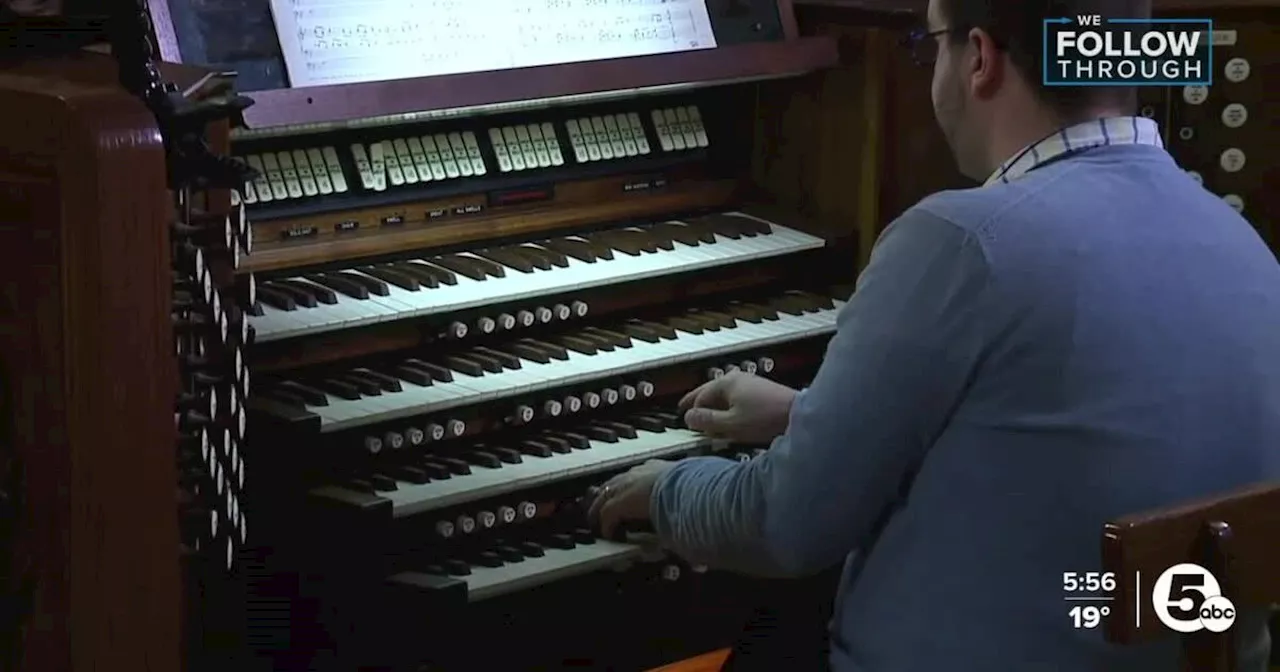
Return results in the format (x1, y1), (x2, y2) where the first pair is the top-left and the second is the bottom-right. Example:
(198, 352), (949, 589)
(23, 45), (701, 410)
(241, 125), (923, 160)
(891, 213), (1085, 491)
(270, 0), (719, 88)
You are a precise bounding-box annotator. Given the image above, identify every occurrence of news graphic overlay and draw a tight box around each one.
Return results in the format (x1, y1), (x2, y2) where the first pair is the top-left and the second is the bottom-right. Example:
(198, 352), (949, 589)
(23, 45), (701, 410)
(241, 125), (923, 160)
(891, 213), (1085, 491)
(1063, 571), (1117, 630)
(1151, 563), (1237, 633)
(1044, 15), (1212, 86)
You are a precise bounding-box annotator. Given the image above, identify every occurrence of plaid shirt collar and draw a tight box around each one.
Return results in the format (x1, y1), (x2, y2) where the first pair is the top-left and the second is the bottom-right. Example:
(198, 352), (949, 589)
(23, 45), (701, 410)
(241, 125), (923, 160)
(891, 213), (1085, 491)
(984, 116), (1164, 187)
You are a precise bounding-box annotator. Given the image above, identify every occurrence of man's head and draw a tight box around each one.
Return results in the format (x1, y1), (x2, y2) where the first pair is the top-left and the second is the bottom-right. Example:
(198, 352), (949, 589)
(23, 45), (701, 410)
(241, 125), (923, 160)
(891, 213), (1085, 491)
(923, 0), (1151, 181)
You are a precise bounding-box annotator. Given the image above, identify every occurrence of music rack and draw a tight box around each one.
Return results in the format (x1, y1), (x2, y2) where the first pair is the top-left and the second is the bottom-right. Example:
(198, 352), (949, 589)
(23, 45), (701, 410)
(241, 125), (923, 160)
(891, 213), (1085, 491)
(147, 0), (838, 128)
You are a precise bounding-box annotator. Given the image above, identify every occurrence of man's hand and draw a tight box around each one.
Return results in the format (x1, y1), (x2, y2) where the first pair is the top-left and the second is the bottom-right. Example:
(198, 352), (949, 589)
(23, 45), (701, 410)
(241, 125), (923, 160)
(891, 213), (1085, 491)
(677, 371), (798, 443)
(587, 460), (675, 539)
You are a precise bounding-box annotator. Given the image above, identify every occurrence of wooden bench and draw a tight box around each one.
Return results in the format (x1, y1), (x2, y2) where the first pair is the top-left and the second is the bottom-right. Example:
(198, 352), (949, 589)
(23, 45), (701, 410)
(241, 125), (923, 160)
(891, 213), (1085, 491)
(1102, 480), (1280, 671)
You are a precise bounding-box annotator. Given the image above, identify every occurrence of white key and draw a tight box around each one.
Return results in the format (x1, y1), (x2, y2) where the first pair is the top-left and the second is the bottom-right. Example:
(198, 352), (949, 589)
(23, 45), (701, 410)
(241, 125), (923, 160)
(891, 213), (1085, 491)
(349, 144), (375, 191)
(436, 134), (461, 178)
(515, 126), (539, 169)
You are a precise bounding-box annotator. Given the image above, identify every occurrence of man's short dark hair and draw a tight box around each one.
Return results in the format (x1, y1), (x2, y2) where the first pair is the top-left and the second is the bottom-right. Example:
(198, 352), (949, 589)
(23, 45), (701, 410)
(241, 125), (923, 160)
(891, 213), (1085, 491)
(939, 0), (1151, 118)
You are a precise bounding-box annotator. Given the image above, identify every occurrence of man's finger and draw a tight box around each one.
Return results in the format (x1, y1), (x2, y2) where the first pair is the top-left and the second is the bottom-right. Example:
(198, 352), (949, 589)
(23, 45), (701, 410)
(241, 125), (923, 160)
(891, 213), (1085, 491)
(586, 484), (610, 529)
(684, 407), (735, 435)
(598, 490), (626, 539)
(677, 379), (716, 412)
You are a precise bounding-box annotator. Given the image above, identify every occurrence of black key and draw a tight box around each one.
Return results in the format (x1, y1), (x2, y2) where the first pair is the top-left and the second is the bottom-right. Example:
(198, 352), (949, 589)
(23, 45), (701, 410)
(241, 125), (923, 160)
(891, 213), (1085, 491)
(622, 322), (661, 343)
(305, 273), (369, 300)
(650, 411), (684, 429)
(581, 426), (618, 443)
(549, 431), (591, 449)
(393, 364), (434, 386)
(352, 367), (403, 392)
(494, 546), (525, 562)
(476, 248), (534, 273)
(444, 356), (486, 377)
(521, 338), (567, 361)
(647, 222), (704, 247)
(696, 309), (738, 330)
(277, 381), (329, 406)
(630, 415), (667, 433)
(571, 528), (596, 544)
(464, 451), (502, 469)
(272, 279), (325, 306)
(513, 246), (553, 270)
(339, 271), (390, 296)
(404, 261), (454, 286)
(541, 435), (572, 454)
(596, 421), (638, 440)
(522, 244), (567, 268)
(540, 238), (599, 263)
(361, 265), (420, 291)
(443, 559), (472, 576)
(341, 373), (384, 396)
(517, 541), (545, 557)
(405, 358), (453, 382)
(258, 286), (297, 311)
(386, 465), (431, 484)
(508, 343), (550, 364)
(667, 316), (703, 335)
(438, 457), (472, 475)
(432, 255), (489, 281)
(317, 378), (362, 400)
(518, 441), (553, 458)
(466, 352), (504, 373)
(556, 335), (597, 355)
(463, 254), (506, 278)
(474, 551), (503, 568)
(583, 327), (632, 348)
(544, 533), (575, 550)
(369, 474), (398, 491)
(575, 331), (615, 352)
(419, 461), (452, 480)
(474, 346), (521, 369)
(490, 447), (523, 464)
(732, 214), (773, 235)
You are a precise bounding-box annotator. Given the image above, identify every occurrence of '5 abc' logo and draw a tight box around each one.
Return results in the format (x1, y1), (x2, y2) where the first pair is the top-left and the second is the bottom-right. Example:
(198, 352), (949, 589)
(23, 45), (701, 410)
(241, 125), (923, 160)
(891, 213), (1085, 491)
(1151, 563), (1237, 633)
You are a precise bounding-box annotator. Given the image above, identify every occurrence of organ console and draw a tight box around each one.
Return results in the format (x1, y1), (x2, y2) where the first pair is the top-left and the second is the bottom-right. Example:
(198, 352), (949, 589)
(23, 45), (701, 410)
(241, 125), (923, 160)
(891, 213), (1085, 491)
(0, 0), (1274, 670)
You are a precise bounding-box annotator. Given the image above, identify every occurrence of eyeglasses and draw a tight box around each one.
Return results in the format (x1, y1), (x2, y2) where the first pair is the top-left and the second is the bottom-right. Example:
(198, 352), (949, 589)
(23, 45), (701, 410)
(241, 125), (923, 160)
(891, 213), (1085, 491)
(902, 27), (954, 66)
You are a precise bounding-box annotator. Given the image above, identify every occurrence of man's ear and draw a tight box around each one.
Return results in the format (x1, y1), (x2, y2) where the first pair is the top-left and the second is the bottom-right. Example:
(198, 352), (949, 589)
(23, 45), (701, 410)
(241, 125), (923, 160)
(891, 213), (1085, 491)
(966, 27), (1005, 99)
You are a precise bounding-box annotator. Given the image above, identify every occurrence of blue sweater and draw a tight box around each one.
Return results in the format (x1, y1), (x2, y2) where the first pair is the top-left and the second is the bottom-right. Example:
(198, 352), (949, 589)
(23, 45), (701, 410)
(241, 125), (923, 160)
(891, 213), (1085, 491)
(651, 142), (1280, 670)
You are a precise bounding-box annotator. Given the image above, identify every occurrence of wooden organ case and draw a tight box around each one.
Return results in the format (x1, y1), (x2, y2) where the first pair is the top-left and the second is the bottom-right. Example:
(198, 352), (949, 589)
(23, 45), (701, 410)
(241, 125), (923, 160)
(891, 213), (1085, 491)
(149, 0), (862, 670)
